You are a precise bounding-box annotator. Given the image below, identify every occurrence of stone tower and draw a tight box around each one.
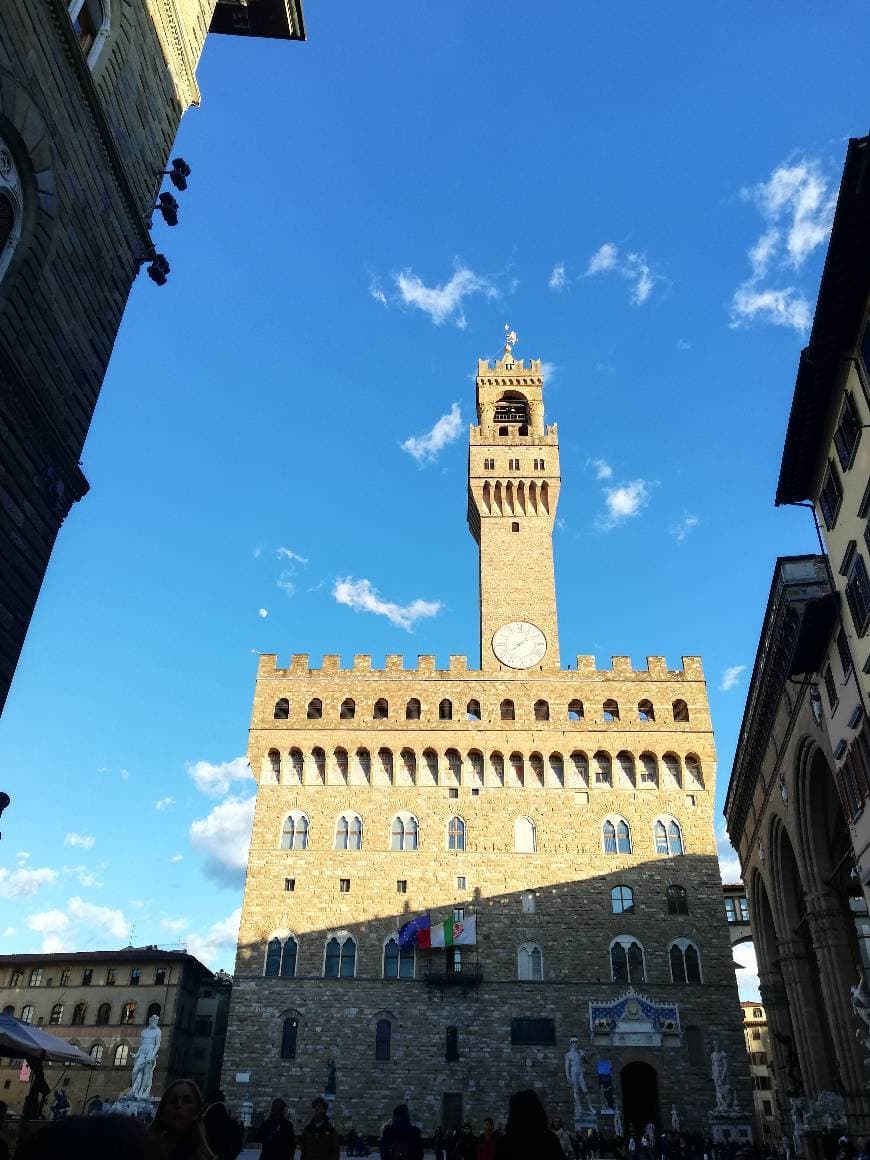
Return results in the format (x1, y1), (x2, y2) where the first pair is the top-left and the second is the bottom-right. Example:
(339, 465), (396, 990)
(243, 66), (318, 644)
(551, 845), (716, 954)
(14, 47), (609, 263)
(222, 339), (750, 1140)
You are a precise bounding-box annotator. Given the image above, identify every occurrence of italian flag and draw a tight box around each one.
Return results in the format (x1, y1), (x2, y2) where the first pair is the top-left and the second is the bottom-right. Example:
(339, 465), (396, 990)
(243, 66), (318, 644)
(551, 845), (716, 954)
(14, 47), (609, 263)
(418, 915), (477, 949)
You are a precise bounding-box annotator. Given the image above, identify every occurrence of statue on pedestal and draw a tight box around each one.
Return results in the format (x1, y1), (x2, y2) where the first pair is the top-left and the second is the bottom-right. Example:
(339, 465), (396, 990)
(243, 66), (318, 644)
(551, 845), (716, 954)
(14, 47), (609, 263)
(565, 1038), (594, 1118)
(710, 1041), (737, 1112)
(671, 1105), (679, 1133)
(129, 1015), (161, 1099)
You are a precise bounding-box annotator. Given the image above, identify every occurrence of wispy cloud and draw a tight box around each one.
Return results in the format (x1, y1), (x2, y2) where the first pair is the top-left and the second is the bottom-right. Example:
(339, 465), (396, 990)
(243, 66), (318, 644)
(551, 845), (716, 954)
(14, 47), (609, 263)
(184, 907), (242, 970)
(170, 854), (183, 864)
(63, 865), (103, 889)
(258, 608), (268, 618)
(333, 577), (441, 632)
(716, 821), (743, 884)
(676, 338), (691, 351)
(190, 797), (255, 888)
(0, 868), (58, 900)
(401, 403), (462, 464)
(68, 897), (128, 941)
(64, 833), (95, 850)
(595, 480), (652, 530)
(588, 458), (613, 481)
(276, 572), (295, 597)
(669, 514), (699, 542)
(388, 264), (498, 328)
(186, 757), (252, 798)
(548, 262), (567, 291)
(155, 797), (175, 811)
(369, 278), (387, 306)
(540, 361), (557, 383)
(584, 243), (661, 304)
(730, 157), (835, 332)
(276, 547), (308, 565)
(160, 917), (188, 934)
(720, 664), (747, 692)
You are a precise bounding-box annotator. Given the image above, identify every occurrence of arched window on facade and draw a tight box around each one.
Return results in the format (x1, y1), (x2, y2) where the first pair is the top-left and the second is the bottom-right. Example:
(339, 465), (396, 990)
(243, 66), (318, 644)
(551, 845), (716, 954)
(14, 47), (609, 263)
(406, 698), (421, 720)
(663, 753), (682, 787)
(514, 816), (537, 853)
(335, 748), (349, 783)
(423, 749), (438, 782)
(667, 885), (689, 914)
(280, 1014), (299, 1059)
(673, 699), (690, 723)
(446, 1026), (459, 1062)
(670, 939), (702, 984)
(602, 817), (632, 855)
(265, 937), (282, 977)
(639, 753), (658, 786)
(617, 752), (636, 787)
(113, 1043), (129, 1067)
(324, 935), (357, 978)
(638, 699), (655, 722)
(611, 937), (645, 984)
(1, 1005), (13, 1016)
(549, 753), (564, 785)
(439, 699), (453, 720)
(611, 885), (634, 914)
(570, 751), (589, 785)
(603, 699), (619, 721)
(500, 699), (515, 721)
(510, 752), (524, 786)
(373, 698), (389, 720)
(89, 1043), (104, 1063)
(289, 747), (304, 782)
(518, 943), (543, 981)
(593, 752), (612, 786)
(391, 813), (419, 852)
(375, 1018), (392, 1061)
(72, 1003), (87, 1026)
(266, 937), (298, 979)
(447, 817), (466, 851)
(568, 699), (584, 721)
(121, 1003), (136, 1024)
(445, 749), (462, 783)
(274, 698), (289, 719)
(334, 812), (363, 851)
(312, 747), (326, 783)
(490, 752), (505, 786)
(268, 749), (281, 780)
(96, 1003), (110, 1026)
(306, 698), (322, 720)
(340, 698), (355, 720)
(383, 936), (415, 979)
(357, 748), (371, 783)
(469, 750), (484, 785)
(529, 753), (544, 785)
(466, 699), (481, 721)
(378, 747), (394, 783)
(400, 749), (417, 783)
(685, 755), (703, 786)
(146, 1003), (161, 1021)
(49, 1003), (63, 1026)
(654, 818), (684, 856)
(686, 1025), (704, 1066)
(68, 0), (110, 66)
(0, 143), (22, 285)
(21, 1005), (34, 1025)
(534, 699), (550, 721)
(281, 812), (309, 850)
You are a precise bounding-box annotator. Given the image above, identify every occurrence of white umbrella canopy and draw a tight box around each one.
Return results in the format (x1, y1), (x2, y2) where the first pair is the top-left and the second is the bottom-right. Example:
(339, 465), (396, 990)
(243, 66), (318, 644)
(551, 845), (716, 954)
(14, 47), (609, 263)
(0, 1013), (98, 1066)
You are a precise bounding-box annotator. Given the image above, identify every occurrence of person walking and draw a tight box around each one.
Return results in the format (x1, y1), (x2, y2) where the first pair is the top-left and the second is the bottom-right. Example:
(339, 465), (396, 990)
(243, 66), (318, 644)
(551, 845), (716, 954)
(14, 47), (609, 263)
(204, 1091), (245, 1160)
(300, 1097), (340, 1160)
(255, 1099), (295, 1160)
(477, 1119), (498, 1160)
(380, 1104), (424, 1160)
(149, 1079), (214, 1160)
(552, 1120), (573, 1160)
(494, 1090), (566, 1160)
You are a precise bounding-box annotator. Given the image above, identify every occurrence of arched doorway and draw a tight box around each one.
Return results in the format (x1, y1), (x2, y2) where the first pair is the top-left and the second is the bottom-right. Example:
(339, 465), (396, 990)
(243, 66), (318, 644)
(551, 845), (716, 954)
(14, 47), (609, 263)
(621, 1060), (659, 1136)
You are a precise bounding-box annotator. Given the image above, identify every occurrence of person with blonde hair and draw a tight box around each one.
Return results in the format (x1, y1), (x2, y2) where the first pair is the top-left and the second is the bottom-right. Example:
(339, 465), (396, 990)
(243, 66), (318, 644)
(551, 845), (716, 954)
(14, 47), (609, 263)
(150, 1078), (215, 1160)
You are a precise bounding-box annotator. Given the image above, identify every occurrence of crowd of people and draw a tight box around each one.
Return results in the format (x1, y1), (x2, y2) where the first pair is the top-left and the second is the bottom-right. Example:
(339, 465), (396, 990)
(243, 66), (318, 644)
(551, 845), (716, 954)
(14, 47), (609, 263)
(3, 1079), (866, 1160)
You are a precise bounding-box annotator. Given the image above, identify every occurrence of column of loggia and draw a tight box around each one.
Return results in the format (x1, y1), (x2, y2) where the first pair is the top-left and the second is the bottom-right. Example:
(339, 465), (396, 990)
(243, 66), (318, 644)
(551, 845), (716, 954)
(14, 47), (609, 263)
(805, 889), (870, 1132)
(775, 936), (839, 1097)
(758, 968), (804, 1139)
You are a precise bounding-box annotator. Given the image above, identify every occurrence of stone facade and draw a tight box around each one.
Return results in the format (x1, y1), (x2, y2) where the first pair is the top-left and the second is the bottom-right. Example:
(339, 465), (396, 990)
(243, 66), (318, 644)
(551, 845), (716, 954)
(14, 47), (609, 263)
(742, 1002), (776, 1145)
(0, 0), (304, 712)
(223, 344), (749, 1137)
(0, 948), (231, 1114)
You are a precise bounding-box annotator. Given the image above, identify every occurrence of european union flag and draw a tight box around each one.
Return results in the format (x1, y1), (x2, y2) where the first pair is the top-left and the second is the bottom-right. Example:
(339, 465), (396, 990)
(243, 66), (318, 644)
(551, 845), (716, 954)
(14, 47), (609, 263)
(397, 913), (430, 947)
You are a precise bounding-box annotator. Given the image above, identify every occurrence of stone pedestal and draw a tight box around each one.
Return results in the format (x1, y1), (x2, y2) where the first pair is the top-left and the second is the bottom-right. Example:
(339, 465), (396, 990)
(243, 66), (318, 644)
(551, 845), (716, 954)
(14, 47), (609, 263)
(107, 1093), (157, 1121)
(708, 1110), (752, 1144)
(574, 1109), (598, 1134)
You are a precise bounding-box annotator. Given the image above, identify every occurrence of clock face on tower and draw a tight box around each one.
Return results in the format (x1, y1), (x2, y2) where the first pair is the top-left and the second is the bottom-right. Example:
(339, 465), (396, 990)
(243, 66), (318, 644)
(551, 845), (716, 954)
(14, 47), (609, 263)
(492, 621), (547, 669)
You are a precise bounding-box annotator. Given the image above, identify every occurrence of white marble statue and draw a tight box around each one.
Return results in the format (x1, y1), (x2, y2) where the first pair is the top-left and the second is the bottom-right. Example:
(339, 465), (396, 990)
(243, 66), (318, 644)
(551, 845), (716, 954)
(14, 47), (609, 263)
(129, 1015), (161, 1099)
(851, 968), (870, 1061)
(711, 1040), (736, 1112)
(671, 1105), (679, 1132)
(565, 1038), (594, 1117)
(614, 1107), (623, 1138)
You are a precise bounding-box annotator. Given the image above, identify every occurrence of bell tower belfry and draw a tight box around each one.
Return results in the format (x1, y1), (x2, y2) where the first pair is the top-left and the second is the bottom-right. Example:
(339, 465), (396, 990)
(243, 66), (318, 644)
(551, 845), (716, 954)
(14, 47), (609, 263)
(467, 328), (561, 672)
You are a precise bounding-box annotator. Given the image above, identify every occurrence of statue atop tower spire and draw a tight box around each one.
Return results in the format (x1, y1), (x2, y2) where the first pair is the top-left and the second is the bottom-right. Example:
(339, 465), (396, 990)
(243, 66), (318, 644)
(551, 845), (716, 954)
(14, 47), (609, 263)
(503, 324), (518, 358)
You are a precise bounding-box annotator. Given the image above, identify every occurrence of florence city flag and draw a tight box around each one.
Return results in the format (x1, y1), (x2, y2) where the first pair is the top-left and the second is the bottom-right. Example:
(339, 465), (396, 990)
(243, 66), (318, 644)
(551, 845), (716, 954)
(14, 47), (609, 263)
(417, 914), (476, 949)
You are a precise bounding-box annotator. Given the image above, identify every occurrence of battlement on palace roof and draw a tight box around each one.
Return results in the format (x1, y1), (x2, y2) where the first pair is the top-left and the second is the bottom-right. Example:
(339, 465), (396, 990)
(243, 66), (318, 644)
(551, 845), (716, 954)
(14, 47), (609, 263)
(256, 654), (706, 681)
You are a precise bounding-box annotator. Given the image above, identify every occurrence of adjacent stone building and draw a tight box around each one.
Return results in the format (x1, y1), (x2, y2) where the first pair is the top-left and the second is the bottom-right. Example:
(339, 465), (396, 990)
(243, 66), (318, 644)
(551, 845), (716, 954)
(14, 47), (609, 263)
(0, 948), (230, 1113)
(222, 338), (750, 1137)
(741, 1002), (777, 1145)
(0, 0), (305, 712)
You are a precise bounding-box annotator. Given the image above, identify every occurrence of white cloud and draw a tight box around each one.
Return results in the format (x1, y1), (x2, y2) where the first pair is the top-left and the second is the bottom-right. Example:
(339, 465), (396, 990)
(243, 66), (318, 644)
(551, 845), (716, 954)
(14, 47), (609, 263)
(155, 797), (175, 811)
(190, 797), (255, 888)
(68, 897), (128, 941)
(276, 547), (308, 565)
(120, 768), (130, 781)
(258, 608), (268, 618)
(160, 918), (188, 934)
(595, 480), (652, 530)
(27, 910), (70, 936)
(64, 865), (103, 889)
(3, 927), (15, 937)
(369, 278), (387, 306)
(401, 403), (462, 464)
(548, 262), (567, 291)
(584, 242), (660, 305)
(332, 577), (441, 632)
(669, 514), (699, 542)
(16, 852), (30, 865)
(184, 907), (242, 970)
(540, 361), (557, 383)
(64, 832), (95, 850)
(716, 821), (743, 885)
(0, 867), (58, 900)
(720, 664), (747, 692)
(589, 458), (613, 480)
(276, 572), (295, 597)
(730, 157), (835, 332)
(393, 265), (497, 328)
(186, 756), (252, 798)
(734, 940), (761, 1003)
(169, 854), (183, 864)
(676, 338), (691, 351)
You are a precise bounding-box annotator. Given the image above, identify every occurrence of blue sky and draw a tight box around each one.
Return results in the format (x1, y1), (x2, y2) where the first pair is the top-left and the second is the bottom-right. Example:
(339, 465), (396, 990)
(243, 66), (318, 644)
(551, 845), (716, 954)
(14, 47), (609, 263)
(1, 4), (866, 983)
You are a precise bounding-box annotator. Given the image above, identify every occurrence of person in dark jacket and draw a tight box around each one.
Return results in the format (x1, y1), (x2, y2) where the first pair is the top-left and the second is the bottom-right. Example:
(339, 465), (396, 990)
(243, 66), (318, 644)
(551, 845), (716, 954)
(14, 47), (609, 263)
(255, 1098), (295, 1160)
(300, 1097), (340, 1160)
(204, 1091), (245, 1160)
(379, 1104), (424, 1160)
(494, 1090), (566, 1160)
